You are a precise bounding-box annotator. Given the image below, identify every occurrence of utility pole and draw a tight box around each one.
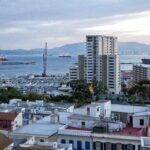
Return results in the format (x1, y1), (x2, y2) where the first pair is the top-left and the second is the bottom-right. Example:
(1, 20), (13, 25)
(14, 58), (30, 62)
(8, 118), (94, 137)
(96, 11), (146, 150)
(42, 42), (47, 77)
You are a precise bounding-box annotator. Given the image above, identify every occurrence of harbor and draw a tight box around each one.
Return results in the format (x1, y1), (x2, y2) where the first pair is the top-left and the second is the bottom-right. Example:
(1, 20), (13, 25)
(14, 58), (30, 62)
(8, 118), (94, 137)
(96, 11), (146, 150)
(0, 74), (70, 95)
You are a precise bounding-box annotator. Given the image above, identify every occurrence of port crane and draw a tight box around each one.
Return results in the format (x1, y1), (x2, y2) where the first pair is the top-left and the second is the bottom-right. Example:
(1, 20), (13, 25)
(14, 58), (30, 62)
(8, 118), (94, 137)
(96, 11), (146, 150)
(42, 42), (47, 77)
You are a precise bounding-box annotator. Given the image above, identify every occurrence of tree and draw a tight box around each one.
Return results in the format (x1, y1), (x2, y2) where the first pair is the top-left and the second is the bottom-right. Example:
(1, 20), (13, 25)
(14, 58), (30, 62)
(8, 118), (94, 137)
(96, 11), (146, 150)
(0, 87), (23, 103)
(121, 83), (127, 95)
(91, 77), (107, 99)
(26, 92), (42, 101)
(69, 79), (107, 102)
(128, 79), (150, 104)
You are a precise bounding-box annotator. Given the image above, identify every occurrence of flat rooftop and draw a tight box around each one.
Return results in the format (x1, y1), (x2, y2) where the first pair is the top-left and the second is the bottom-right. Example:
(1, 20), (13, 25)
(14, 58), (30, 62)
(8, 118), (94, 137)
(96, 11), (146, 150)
(68, 114), (99, 121)
(134, 64), (150, 68)
(13, 116), (64, 137)
(108, 126), (147, 137)
(85, 101), (110, 107)
(111, 104), (150, 113)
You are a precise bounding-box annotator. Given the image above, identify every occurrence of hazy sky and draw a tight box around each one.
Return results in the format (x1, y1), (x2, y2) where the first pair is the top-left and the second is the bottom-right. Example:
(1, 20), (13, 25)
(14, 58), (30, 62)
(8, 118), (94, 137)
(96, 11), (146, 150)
(0, 0), (150, 49)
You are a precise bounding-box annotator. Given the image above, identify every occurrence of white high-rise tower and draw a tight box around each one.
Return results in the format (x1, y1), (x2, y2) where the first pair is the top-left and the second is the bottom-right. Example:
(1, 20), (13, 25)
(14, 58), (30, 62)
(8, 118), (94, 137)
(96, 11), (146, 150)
(86, 35), (121, 94)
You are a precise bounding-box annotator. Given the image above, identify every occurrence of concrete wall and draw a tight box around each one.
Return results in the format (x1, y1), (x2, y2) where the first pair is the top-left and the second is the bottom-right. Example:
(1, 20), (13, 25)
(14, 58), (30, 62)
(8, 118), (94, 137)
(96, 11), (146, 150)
(74, 102), (111, 118)
(133, 116), (149, 128)
(68, 118), (96, 129)
(58, 134), (92, 150)
(12, 113), (23, 131)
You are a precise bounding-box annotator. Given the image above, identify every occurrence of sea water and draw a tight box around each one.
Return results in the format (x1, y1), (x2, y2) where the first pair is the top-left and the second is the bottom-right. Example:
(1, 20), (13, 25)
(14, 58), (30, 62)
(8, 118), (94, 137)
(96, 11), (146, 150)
(0, 55), (149, 77)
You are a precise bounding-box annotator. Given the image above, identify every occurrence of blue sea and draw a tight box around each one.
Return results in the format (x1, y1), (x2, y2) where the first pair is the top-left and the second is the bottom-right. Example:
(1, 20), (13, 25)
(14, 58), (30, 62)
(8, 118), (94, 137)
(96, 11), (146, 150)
(0, 55), (149, 77)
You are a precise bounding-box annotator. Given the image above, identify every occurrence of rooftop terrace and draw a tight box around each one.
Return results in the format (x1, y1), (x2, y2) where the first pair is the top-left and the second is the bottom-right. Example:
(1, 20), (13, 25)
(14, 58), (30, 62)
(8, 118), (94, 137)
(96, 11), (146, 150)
(106, 126), (147, 137)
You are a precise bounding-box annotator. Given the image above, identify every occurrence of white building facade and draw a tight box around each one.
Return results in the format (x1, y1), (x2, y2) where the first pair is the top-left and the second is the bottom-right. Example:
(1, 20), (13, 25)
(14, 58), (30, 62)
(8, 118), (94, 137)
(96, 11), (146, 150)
(69, 64), (79, 81)
(86, 35), (121, 94)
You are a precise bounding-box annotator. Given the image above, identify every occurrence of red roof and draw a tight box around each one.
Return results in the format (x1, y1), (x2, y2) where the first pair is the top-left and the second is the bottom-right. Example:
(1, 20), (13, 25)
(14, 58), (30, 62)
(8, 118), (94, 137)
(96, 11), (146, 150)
(0, 112), (18, 121)
(108, 126), (147, 137)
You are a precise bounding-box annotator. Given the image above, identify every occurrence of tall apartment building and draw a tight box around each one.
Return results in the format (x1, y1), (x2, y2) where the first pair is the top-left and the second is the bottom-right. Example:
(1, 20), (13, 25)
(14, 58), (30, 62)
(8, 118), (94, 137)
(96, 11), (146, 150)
(133, 64), (150, 82)
(69, 55), (85, 81)
(69, 64), (79, 81)
(86, 35), (120, 94)
(78, 55), (85, 80)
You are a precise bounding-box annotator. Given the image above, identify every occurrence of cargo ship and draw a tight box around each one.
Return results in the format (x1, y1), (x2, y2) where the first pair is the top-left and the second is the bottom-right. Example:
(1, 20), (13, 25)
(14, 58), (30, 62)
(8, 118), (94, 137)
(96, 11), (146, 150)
(59, 53), (71, 58)
(0, 55), (8, 61)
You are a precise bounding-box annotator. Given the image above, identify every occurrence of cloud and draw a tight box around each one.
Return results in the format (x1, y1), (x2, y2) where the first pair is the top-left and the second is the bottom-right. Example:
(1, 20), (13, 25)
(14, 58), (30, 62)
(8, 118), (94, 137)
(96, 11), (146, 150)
(0, 0), (150, 49)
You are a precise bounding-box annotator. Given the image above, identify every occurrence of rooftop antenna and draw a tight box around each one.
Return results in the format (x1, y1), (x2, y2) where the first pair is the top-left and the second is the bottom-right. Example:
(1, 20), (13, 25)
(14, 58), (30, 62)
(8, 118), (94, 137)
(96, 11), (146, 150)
(42, 42), (47, 77)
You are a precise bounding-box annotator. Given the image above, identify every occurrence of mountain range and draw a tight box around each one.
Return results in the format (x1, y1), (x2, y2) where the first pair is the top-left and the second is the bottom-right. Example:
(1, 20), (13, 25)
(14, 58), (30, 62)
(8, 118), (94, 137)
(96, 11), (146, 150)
(0, 42), (150, 56)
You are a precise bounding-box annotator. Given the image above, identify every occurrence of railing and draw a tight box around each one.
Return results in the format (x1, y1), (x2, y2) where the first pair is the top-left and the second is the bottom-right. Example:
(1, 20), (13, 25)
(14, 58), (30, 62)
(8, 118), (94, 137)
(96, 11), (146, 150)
(58, 126), (92, 137)
(92, 133), (141, 141)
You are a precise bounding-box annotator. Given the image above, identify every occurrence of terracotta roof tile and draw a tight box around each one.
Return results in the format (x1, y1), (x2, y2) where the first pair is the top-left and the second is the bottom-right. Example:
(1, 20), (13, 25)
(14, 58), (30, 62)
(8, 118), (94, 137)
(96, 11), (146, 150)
(0, 112), (18, 121)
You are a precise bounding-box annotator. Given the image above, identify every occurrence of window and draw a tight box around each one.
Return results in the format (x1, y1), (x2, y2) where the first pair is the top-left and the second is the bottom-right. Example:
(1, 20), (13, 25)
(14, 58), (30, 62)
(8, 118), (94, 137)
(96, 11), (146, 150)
(87, 107), (90, 115)
(81, 121), (85, 128)
(122, 144), (127, 150)
(140, 119), (144, 125)
(138, 145), (141, 150)
(77, 141), (82, 150)
(100, 143), (104, 150)
(104, 143), (106, 150)
(111, 144), (117, 150)
(40, 139), (44, 142)
(93, 142), (96, 150)
(97, 108), (99, 112)
(3, 121), (8, 128)
(61, 139), (66, 144)
(85, 141), (90, 150)
(69, 140), (74, 148)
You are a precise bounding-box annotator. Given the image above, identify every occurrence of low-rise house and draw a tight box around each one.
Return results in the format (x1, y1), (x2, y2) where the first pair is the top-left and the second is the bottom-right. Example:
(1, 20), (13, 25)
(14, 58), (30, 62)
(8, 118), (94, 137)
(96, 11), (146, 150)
(11, 116), (65, 142)
(0, 112), (23, 131)
(57, 101), (150, 150)
(74, 101), (111, 118)
(111, 104), (150, 124)
(133, 111), (150, 128)
(7, 136), (72, 150)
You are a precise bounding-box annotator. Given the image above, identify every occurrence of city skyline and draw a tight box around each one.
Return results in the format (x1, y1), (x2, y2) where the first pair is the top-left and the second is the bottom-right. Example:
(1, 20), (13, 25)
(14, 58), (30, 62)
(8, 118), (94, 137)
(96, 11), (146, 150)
(0, 0), (150, 49)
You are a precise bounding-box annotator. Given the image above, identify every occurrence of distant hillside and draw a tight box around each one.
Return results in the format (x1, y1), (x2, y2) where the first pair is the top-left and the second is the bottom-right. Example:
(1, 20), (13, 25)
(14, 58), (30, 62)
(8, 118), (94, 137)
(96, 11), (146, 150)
(48, 42), (85, 56)
(119, 42), (150, 55)
(0, 42), (150, 56)
(0, 49), (42, 55)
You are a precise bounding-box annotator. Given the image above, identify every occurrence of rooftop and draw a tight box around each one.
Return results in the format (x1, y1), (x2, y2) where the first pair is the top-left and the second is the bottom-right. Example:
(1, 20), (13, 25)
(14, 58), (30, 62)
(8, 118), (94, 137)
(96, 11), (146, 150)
(134, 64), (150, 68)
(0, 112), (18, 121)
(133, 111), (150, 117)
(66, 125), (147, 137)
(68, 114), (99, 121)
(13, 116), (64, 137)
(107, 126), (147, 137)
(111, 104), (150, 113)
